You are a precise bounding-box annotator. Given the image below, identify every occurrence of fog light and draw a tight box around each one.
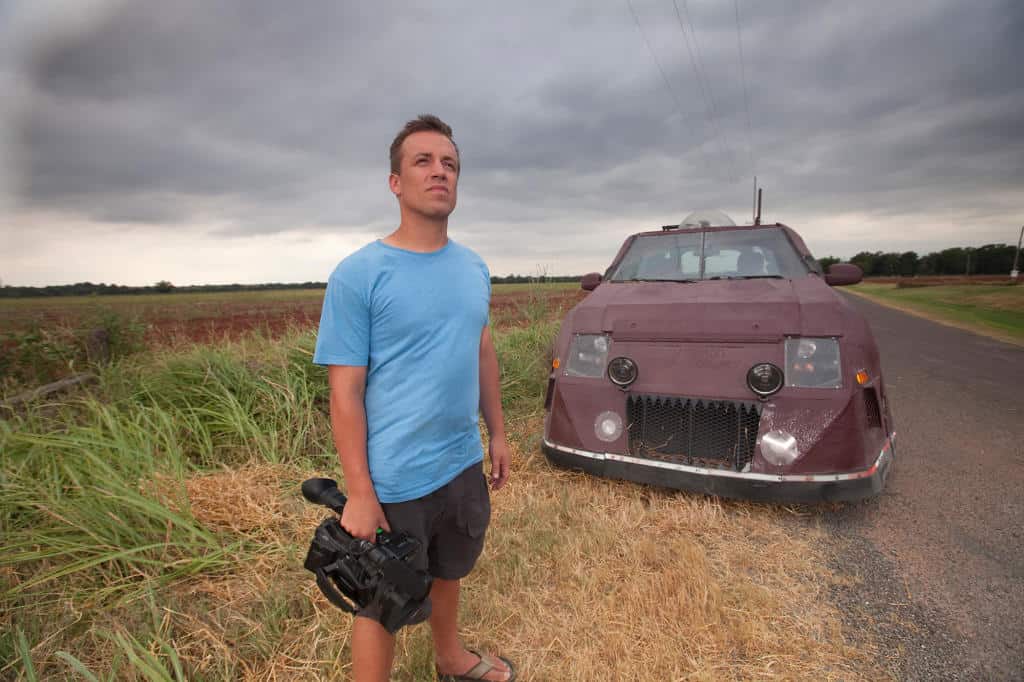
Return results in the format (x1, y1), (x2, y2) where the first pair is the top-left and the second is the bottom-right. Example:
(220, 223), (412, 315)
(594, 411), (623, 442)
(760, 430), (800, 466)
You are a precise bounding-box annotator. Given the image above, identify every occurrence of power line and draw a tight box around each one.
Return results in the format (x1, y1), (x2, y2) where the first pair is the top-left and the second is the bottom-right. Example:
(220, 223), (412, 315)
(672, 0), (738, 181)
(624, 0), (715, 174)
(734, 0), (755, 173)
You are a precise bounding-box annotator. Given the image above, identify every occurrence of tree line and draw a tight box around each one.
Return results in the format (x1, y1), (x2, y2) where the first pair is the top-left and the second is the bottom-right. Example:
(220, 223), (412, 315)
(3, 244), (1019, 297)
(0, 281), (329, 299)
(0, 275), (583, 298)
(819, 243), (1018, 277)
(489, 274), (581, 284)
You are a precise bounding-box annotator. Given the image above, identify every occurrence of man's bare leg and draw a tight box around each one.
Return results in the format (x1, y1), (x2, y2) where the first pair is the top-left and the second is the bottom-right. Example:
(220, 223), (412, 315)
(430, 578), (511, 681)
(351, 616), (394, 682)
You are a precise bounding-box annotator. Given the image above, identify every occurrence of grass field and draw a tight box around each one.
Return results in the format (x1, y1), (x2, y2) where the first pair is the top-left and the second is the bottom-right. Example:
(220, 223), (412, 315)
(849, 280), (1024, 345)
(0, 283), (578, 329)
(0, 289), (326, 347)
(2, 284), (884, 680)
(0, 284), (585, 393)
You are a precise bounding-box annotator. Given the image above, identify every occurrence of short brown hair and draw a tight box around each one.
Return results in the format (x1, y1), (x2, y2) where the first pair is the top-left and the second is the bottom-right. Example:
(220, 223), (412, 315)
(389, 114), (460, 175)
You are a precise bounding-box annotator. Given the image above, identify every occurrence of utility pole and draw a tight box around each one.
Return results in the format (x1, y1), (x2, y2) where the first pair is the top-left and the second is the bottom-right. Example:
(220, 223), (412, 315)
(1012, 224), (1023, 281)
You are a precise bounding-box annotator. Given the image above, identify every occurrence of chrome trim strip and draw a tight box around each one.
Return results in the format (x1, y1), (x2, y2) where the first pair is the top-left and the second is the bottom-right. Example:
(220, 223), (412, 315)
(543, 437), (892, 483)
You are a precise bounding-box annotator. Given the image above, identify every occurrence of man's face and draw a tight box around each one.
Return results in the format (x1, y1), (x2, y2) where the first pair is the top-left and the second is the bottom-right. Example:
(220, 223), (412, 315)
(389, 131), (459, 220)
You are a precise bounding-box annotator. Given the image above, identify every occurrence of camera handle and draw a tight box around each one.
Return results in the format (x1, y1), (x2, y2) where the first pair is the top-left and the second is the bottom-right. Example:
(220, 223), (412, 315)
(302, 478), (385, 537)
(314, 564), (359, 613)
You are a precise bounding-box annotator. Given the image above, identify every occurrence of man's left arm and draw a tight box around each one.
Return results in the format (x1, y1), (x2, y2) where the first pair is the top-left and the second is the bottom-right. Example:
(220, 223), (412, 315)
(479, 325), (511, 490)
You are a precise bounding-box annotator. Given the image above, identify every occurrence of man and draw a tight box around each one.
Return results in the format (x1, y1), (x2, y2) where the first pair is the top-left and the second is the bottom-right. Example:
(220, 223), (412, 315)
(313, 115), (515, 682)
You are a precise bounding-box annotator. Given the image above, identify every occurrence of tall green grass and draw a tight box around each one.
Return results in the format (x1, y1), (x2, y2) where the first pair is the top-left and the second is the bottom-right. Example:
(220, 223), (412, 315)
(1, 298), (563, 678)
(494, 320), (558, 421)
(0, 328), (348, 678)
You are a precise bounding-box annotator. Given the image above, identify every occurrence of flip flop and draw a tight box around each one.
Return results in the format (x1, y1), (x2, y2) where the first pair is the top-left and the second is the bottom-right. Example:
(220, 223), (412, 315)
(437, 650), (516, 681)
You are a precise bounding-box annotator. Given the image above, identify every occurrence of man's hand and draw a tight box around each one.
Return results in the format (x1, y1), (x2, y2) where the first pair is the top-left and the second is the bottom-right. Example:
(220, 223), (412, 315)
(488, 438), (512, 490)
(340, 492), (390, 542)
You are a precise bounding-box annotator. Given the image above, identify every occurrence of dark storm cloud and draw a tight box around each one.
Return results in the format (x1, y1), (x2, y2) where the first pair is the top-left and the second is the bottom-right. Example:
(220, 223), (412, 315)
(9, 0), (1024, 253)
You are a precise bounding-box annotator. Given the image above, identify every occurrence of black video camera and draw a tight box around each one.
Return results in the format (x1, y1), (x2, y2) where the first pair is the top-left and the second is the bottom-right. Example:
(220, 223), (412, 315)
(301, 478), (432, 634)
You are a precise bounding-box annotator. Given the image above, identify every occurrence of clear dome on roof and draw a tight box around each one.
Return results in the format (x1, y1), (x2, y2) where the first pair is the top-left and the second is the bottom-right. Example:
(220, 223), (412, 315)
(679, 210), (735, 228)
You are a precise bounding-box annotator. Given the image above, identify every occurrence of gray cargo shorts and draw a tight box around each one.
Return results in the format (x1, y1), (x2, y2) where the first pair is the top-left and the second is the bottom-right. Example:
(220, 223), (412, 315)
(357, 461), (491, 625)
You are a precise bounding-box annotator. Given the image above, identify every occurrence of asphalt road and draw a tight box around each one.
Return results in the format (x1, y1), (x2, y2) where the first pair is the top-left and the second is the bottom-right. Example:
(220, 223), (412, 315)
(824, 293), (1024, 680)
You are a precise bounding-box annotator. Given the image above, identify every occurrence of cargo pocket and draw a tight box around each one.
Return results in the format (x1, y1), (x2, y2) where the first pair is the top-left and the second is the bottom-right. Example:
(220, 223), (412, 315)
(457, 470), (491, 539)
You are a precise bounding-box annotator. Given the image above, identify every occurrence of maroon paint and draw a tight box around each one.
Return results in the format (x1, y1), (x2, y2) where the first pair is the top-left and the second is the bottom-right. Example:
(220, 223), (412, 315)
(544, 222), (893, 500)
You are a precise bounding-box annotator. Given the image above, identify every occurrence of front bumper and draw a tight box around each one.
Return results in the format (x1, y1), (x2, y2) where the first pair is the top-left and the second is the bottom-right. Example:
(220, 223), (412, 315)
(542, 435), (894, 504)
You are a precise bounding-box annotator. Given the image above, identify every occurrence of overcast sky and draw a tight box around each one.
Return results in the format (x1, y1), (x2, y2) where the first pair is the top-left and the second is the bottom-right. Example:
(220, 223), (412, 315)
(1, 0), (1021, 286)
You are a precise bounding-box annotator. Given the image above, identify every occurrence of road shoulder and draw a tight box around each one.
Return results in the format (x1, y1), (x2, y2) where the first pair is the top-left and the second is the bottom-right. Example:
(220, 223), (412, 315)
(843, 288), (1023, 348)
(798, 505), (975, 681)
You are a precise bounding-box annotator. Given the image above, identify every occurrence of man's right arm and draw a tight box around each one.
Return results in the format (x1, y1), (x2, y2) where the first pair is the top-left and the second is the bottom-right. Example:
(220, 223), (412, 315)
(328, 364), (390, 540)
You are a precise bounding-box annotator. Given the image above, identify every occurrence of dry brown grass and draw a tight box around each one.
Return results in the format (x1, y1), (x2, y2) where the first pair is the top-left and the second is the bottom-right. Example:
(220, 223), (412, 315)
(105, 437), (884, 681)
(11, 446), (882, 681)
(184, 464), (304, 541)
(457, 417), (878, 681)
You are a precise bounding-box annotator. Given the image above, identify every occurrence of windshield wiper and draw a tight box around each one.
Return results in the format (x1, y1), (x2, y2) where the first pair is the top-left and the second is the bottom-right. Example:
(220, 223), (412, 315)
(617, 278), (696, 283)
(706, 275), (785, 280)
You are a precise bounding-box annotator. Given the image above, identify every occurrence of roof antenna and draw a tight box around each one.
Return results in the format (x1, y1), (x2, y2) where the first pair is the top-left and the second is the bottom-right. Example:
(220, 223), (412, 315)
(754, 187), (763, 225)
(753, 175), (761, 223)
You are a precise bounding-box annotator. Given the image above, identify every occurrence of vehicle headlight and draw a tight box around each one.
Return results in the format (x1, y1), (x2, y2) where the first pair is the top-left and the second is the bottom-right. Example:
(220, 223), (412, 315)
(785, 337), (842, 388)
(565, 334), (610, 378)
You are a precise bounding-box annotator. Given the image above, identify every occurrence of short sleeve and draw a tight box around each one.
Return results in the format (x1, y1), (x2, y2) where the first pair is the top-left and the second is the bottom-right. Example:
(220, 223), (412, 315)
(313, 266), (370, 366)
(481, 260), (491, 324)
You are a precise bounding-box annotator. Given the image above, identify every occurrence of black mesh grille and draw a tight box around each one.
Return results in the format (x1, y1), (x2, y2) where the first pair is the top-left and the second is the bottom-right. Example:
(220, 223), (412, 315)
(863, 389), (882, 430)
(626, 394), (762, 470)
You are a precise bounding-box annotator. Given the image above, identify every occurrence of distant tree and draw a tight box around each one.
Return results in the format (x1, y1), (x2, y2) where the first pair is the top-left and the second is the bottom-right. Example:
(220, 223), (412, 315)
(850, 252), (871, 274)
(972, 244), (1015, 274)
(898, 251), (919, 277)
(916, 253), (936, 275)
(876, 254), (891, 276)
(818, 256), (841, 270)
(850, 251), (881, 276)
(934, 248), (966, 275)
(154, 280), (175, 293)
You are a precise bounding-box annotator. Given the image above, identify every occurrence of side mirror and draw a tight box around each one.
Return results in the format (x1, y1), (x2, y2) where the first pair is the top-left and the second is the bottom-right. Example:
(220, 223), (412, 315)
(581, 272), (602, 291)
(824, 263), (863, 286)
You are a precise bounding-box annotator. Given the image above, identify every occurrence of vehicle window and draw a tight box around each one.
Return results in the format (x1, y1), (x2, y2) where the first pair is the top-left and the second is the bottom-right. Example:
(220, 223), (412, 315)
(609, 232), (703, 281)
(610, 227), (810, 281)
(680, 251), (700, 277)
(704, 249), (740, 277)
(803, 254), (824, 274)
(703, 228), (808, 278)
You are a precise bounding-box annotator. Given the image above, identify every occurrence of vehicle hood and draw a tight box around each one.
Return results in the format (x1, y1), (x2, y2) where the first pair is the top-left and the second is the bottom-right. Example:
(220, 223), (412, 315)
(572, 277), (845, 342)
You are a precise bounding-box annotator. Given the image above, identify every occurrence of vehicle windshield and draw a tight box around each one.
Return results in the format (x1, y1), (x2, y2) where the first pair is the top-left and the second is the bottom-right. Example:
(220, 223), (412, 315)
(608, 227), (810, 281)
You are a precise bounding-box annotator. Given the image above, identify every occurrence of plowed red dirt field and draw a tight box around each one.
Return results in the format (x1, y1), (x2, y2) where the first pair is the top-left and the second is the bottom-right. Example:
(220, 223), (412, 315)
(0, 285), (587, 348)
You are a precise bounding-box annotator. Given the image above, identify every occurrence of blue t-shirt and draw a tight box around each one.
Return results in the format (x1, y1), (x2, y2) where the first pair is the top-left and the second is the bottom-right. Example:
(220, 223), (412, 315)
(313, 239), (491, 503)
